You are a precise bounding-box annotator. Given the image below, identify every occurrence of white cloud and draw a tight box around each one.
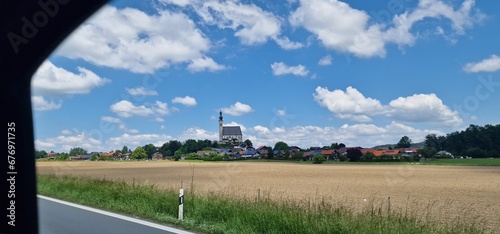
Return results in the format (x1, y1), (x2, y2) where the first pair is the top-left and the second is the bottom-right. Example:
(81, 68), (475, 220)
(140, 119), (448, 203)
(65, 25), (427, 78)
(31, 96), (62, 111)
(179, 128), (218, 141)
(187, 56), (227, 72)
(290, 0), (483, 58)
(271, 62), (309, 76)
(273, 36), (304, 50)
(313, 86), (463, 126)
(172, 96), (197, 107)
(221, 102), (253, 116)
(126, 87), (158, 96)
(110, 100), (170, 118)
(108, 133), (173, 149)
(160, 0), (192, 7)
(35, 132), (103, 152)
(463, 55), (500, 73)
(313, 86), (385, 122)
(55, 6), (221, 73)
(318, 55), (332, 66)
(276, 109), (286, 117)
(248, 122), (443, 148)
(61, 129), (72, 135)
(172, 96), (197, 106)
(194, 0), (281, 45)
(387, 93), (463, 126)
(101, 116), (123, 124)
(32, 60), (110, 96)
(155, 117), (165, 123)
(253, 125), (270, 134)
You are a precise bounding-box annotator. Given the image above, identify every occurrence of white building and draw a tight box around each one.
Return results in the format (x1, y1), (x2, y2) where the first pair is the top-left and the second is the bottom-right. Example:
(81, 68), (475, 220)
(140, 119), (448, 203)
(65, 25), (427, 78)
(218, 111), (242, 144)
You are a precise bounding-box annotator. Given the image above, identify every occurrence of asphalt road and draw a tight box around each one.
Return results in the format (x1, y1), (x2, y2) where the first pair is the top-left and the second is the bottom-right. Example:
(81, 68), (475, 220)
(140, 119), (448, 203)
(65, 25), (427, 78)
(38, 195), (195, 234)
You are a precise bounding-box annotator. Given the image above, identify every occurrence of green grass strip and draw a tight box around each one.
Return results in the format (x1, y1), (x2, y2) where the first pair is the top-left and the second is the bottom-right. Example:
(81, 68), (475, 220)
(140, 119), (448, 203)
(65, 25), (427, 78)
(37, 174), (485, 234)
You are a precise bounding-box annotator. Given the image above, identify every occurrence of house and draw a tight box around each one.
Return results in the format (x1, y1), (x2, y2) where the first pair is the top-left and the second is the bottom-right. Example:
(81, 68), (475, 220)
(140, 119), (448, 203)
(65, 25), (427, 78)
(99, 151), (114, 158)
(436, 150), (453, 157)
(241, 150), (260, 159)
(303, 149), (322, 160)
(197, 150), (216, 157)
(151, 152), (164, 160)
(218, 111), (243, 144)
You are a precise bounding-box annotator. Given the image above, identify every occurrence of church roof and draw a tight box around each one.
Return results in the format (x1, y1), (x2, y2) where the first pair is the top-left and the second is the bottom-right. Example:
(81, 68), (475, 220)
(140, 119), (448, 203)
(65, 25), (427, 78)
(222, 126), (242, 135)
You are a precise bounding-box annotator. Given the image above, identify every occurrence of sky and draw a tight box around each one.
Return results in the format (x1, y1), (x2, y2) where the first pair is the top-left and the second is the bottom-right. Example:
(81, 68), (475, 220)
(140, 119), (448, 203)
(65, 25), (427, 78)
(31, 0), (500, 153)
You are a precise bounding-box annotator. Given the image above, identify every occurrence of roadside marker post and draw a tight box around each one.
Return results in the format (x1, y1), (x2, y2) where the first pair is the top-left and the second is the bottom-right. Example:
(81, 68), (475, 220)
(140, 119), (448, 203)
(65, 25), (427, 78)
(179, 181), (184, 220)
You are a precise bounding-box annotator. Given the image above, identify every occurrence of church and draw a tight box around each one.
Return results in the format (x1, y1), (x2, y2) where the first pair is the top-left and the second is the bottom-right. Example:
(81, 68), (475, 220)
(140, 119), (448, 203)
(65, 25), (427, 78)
(218, 111), (243, 144)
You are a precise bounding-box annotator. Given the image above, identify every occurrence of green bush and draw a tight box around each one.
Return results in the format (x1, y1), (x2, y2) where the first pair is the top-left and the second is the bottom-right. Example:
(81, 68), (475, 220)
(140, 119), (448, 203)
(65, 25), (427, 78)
(312, 154), (326, 164)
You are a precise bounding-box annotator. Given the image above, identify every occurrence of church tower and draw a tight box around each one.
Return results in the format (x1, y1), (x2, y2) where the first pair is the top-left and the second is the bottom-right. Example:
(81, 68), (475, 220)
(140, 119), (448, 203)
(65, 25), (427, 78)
(218, 111), (223, 142)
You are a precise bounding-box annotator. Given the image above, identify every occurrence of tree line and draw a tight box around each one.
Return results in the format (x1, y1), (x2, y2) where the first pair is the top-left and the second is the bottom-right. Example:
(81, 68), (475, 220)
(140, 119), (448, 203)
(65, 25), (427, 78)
(424, 124), (500, 158)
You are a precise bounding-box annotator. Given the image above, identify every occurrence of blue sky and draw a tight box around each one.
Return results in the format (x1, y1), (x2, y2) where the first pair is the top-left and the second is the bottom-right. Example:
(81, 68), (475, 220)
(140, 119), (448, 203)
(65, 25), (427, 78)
(31, 0), (500, 153)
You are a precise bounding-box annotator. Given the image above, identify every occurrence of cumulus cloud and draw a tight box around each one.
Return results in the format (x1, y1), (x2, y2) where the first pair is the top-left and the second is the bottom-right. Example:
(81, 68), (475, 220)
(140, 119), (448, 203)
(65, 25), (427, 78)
(289, 0), (483, 58)
(126, 87), (158, 96)
(32, 60), (110, 96)
(179, 128), (218, 141)
(187, 56), (227, 72)
(221, 102), (253, 116)
(313, 86), (463, 126)
(110, 100), (170, 118)
(162, 0), (302, 50)
(172, 96), (197, 107)
(387, 94), (463, 126)
(313, 86), (385, 122)
(318, 55), (332, 66)
(463, 55), (500, 73)
(101, 116), (123, 124)
(271, 62), (309, 76)
(55, 6), (223, 73)
(194, 0), (281, 45)
(31, 96), (62, 111)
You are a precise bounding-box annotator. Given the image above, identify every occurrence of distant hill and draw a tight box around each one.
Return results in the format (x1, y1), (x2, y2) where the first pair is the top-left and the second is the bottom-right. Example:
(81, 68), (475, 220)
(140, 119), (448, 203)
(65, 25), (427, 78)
(372, 141), (425, 149)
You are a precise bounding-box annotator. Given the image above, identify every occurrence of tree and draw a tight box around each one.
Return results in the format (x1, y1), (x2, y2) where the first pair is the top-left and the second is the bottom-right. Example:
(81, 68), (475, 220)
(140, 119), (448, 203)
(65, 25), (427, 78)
(363, 152), (375, 161)
(183, 139), (198, 153)
(417, 147), (437, 159)
(142, 143), (156, 159)
(121, 146), (129, 154)
(293, 151), (304, 160)
(274, 141), (289, 151)
(35, 150), (47, 159)
(130, 146), (147, 160)
(90, 153), (99, 161)
(331, 142), (345, 149)
(396, 136), (412, 148)
(244, 139), (253, 147)
(69, 147), (87, 156)
(346, 148), (362, 162)
(312, 154), (326, 164)
(266, 146), (274, 159)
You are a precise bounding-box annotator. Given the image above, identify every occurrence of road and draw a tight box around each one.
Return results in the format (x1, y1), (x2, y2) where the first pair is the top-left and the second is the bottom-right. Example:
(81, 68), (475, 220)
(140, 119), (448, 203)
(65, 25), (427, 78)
(38, 195), (196, 234)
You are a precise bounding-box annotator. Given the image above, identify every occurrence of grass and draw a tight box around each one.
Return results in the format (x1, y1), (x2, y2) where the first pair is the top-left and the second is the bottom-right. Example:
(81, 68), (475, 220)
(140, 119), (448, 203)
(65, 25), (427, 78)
(37, 174), (488, 234)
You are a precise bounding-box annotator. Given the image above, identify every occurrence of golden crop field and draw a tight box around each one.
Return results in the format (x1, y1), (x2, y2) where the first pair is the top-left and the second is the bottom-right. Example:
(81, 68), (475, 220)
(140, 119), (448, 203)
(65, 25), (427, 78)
(36, 161), (500, 230)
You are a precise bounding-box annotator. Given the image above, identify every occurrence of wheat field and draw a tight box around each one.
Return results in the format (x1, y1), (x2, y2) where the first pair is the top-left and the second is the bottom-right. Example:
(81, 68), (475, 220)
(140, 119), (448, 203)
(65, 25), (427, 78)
(36, 161), (500, 231)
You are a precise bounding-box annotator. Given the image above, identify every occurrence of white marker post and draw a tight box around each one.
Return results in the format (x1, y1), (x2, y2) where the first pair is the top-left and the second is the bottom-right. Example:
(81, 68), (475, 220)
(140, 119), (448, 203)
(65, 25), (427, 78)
(179, 181), (184, 220)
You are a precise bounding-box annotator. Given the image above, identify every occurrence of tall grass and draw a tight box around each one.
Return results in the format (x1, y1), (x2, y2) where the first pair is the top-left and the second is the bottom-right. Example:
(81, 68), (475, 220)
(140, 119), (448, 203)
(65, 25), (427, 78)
(37, 174), (486, 234)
